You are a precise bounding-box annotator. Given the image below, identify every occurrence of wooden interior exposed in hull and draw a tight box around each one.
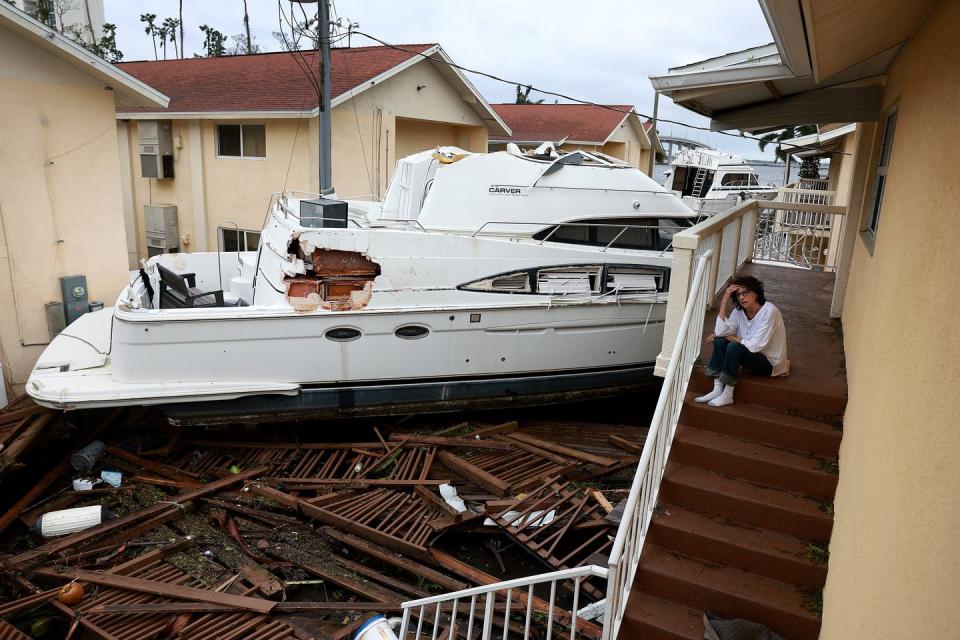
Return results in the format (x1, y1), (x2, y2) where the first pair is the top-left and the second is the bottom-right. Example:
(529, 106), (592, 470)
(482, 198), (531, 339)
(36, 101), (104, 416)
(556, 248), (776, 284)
(284, 246), (381, 312)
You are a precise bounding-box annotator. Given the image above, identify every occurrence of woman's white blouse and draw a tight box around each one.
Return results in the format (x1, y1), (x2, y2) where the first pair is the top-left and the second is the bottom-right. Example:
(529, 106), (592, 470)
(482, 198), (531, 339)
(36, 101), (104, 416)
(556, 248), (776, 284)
(715, 302), (790, 376)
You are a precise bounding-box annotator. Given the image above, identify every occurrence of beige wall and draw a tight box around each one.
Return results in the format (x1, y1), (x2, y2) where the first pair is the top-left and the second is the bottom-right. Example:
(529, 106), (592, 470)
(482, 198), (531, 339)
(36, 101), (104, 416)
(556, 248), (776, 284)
(0, 25), (130, 389)
(123, 56), (490, 251)
(821, 1), (960, 637)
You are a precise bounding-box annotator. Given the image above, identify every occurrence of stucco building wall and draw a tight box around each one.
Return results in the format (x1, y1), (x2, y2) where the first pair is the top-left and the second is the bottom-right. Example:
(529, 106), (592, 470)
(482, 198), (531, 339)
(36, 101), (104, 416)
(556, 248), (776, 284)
(821, 1), (960, 637)
(0, 25), (130, 388)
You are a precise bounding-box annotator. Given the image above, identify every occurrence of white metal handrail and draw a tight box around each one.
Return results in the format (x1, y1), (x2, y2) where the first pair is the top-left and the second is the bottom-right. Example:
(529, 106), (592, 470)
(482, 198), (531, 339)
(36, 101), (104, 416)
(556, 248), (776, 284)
(602, 250), (714, 640)
(399, 566), (609, 640)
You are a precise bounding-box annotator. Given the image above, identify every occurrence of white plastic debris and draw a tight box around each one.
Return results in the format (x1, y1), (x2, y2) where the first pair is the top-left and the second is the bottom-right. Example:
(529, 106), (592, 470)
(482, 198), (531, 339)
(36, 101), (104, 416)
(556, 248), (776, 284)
(100, 470), (122, 488)
(33, 505), (114, 537)
(484, 509), (556, 528)
(71, 478), (101, 491)
(439, 484), (466, 513)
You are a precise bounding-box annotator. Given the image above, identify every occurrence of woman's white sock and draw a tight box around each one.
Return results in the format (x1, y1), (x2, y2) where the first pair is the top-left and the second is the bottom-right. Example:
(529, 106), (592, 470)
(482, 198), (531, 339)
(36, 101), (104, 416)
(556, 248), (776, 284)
(695, 379), (724, 403)
(708, 385), (735, 407)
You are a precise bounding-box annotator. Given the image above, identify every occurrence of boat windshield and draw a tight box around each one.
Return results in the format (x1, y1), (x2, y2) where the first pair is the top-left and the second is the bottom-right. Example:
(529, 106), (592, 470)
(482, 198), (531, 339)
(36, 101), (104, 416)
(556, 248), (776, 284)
(532, 217), (695, 251)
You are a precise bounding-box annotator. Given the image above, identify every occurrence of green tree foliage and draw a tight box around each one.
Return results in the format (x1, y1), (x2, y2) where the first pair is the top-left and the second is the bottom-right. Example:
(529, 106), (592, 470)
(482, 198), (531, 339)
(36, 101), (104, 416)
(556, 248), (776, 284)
(162, 17), (181, 59)
(515, 84), (545, 104)
(82, 23), (123, 62)
(798, 157), (822, 179)
(198, 24), (227, 57)
(757, 124), (817, 161)
(140, 13), (158, 60)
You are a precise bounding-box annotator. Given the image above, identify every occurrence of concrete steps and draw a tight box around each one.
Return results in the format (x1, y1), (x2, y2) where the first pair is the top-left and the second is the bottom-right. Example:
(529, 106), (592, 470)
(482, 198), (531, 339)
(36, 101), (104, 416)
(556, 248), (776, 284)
(619, 364), (841, 640)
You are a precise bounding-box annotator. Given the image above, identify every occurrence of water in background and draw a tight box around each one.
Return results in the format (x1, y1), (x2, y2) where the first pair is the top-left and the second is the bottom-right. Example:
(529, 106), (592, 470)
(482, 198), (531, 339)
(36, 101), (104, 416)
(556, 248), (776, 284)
(654, 163), (789, 188)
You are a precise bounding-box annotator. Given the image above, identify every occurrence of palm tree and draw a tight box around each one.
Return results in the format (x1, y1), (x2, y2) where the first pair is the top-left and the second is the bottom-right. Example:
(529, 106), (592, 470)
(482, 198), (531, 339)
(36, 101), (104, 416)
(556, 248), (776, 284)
(162, 17), (180, 60)
(757, 124), (817, 161)
(242, 0), (252, 55)
(156, 23), (169, 59)
(140, 13), (158, 60)
(515, 85), (545, 104)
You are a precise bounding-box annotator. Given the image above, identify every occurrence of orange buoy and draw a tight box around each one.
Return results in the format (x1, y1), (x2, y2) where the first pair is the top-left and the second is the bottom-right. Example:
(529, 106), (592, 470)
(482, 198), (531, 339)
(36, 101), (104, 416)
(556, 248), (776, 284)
(57, 582), (85, 605)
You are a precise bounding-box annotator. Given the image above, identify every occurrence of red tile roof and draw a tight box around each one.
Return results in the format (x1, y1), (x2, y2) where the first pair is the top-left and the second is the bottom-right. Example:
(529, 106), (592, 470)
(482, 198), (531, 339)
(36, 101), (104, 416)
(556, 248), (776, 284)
(116, 44), (436, 113)
(489, 103), (634, 143)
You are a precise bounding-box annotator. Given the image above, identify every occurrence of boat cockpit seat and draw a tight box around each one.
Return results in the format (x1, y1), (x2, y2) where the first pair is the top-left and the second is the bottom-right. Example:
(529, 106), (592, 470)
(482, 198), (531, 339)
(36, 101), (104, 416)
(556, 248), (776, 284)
(157, 264), (225, 309)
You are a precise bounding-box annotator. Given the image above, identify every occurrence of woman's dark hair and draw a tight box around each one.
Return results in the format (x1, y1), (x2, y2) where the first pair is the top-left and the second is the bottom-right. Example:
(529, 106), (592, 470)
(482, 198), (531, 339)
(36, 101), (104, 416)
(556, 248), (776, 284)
(732, 276), (766, 305)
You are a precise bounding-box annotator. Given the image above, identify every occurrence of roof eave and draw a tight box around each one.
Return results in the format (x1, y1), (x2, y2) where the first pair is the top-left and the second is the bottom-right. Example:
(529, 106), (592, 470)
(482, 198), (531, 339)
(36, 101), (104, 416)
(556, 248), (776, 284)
(650, 62), (796, 94)
(0, 3), (168, 108)
(758, 0), (813, 77)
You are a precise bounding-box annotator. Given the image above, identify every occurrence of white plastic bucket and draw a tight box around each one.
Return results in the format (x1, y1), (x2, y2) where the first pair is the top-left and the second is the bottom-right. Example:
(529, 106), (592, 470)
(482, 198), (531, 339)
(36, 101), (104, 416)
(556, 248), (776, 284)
(354, 615), (399, 640)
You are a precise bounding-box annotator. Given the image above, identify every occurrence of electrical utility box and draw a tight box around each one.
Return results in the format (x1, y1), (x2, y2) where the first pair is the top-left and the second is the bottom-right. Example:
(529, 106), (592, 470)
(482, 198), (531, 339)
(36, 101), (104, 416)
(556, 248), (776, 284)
(300, 198), (348, 229)
(138, 120), (175, 179)
(145, 204), (179, 257)
(60, 275), (89, 326)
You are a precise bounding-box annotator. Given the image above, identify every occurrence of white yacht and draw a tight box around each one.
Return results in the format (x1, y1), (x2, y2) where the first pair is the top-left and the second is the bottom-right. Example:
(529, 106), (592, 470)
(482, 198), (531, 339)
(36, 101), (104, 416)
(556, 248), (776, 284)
(27, 146), (696, 423)
(663, 148), (777, 216)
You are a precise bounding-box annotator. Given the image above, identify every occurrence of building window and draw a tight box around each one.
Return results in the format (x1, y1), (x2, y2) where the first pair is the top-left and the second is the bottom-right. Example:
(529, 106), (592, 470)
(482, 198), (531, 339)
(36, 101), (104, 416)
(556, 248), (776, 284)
(219, 227), (260, 252)
(865, 109), (898, 240)
(216, 124), (266, 158)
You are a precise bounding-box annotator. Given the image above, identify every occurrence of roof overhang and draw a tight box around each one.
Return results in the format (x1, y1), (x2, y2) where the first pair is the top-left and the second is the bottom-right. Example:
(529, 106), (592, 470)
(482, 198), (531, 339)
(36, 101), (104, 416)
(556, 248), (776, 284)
(779, 122), (856, 157)
(117, 110), (313, 120)
(0, 3), (168, 109)
(650, 0), (932, 132)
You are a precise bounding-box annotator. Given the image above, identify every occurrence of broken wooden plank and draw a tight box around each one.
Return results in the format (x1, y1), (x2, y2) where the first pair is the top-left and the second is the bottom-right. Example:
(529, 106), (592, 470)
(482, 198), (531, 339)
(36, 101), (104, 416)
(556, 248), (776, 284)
(264, 478), (450, 487)
(469, 421), (519, 437)
(0, 414), (55, 474)
(0, 404), (50, 426)
(33, 568), (277, 613)
(586, 488), (615, 514)
(105, 445), (202, 483)
(506, 432), (618, 467)
(249, 484), (435, 562)
(607, 434), (642, 454)
(0, 458), (71, 534)
(6, 465), (268, 568)
(436, 450), (510, 496)
(318, 527), (468, 592)
(0, 586), (60, 617)
(84, 601), (399, 614)
(388, 435), (511, 450)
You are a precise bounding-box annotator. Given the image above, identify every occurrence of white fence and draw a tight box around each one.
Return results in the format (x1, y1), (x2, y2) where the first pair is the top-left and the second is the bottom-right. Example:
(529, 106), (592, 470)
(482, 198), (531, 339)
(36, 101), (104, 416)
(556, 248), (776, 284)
(399, 566), (609, 640)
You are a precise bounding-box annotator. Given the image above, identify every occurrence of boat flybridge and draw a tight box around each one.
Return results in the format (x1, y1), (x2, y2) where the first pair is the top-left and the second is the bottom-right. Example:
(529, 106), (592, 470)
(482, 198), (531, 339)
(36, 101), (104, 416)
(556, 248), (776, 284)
(27, 145), (696, 423)
(664, 148), (777, 216)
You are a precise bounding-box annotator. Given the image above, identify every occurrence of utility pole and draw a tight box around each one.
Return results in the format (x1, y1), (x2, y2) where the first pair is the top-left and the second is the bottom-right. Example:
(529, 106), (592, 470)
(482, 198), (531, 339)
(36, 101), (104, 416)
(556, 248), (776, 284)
(648, 91), (659, 177)
(291, 0), (333, 194)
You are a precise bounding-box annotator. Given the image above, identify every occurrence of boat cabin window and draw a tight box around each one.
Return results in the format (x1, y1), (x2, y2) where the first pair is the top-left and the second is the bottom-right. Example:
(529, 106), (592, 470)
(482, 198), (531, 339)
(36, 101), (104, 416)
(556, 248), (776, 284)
(657, 217), (695, 251)
(720, 173), (752, 187)
(532, 217), (662, 251)
(461, 263), (668, 295)
(537, 266), (602, 294)
(606, 266), (663, 293)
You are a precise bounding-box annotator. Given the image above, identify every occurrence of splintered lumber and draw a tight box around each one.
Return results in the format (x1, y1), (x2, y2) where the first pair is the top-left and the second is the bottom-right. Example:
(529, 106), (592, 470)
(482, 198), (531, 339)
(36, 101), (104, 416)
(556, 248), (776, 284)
(250, 484), (440, 562)
(267, 545), (400, 603)
(0, 414), (55, 473)
(607, 434), (642, 454)
(0, 586), (60, 617)
(84, 601), (397, 614)
(0, 403), (50, 426)
(505, 432), (619, 467)
(105, 445), (202, 483)
(469, 421), (519, 437)
(6, 465), (269, 569)
(436, 450), (510, 496)
(33, 567), (277, 613)
(586, 488), (615, 514)
(387, 434), (511, 450)
(319, 526), (468, 592)
(0, 458), (71, 534)
(429, 549), (604, 640)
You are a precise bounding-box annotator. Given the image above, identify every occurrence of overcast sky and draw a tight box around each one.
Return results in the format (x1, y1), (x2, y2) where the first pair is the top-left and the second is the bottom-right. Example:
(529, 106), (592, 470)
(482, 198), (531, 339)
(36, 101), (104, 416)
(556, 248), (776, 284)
(103, 0), (776, 159)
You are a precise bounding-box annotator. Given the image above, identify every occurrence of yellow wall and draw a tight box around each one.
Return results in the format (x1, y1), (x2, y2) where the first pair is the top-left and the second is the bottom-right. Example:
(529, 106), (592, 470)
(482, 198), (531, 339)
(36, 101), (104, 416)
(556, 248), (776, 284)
(122, 56), (490, 250)
(821, 1), (960, 637)
(0, 25), (131, 389)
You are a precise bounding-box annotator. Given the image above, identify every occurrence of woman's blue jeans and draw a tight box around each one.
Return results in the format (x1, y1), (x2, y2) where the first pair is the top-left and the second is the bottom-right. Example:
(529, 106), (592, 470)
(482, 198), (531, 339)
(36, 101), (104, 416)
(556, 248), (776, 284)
(707, 336), (772, 385)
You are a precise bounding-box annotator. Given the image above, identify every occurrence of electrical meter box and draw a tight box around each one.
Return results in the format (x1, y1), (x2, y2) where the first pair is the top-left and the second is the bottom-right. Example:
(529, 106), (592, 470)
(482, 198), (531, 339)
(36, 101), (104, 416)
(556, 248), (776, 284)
(138, 120), (175, 179)
(60, 275), (89, 326)
(145, 204), (179, 257)
(300, 198), (348, 229)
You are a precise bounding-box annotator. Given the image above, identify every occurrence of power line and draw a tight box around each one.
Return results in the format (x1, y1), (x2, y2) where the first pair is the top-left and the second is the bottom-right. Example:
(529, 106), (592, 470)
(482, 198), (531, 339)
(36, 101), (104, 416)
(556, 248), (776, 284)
(350, 30), (823, 154)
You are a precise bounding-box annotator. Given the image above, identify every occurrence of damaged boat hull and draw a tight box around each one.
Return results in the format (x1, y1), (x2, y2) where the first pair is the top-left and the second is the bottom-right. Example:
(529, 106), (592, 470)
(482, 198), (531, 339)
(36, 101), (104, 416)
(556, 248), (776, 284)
(162, 363), (658, 425)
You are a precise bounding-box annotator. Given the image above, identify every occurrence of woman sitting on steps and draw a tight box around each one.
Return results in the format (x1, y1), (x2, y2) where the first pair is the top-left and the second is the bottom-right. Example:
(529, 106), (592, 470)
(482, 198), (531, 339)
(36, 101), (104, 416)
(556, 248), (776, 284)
(696, 275), (789, 407)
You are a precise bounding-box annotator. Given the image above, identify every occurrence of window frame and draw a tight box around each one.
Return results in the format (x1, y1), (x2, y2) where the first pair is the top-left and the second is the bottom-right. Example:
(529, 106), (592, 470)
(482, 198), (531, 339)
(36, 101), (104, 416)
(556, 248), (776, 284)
(458, 263), (670, 295)
(215, 123), (267, 159)
(218, 226), (261, 252)
(860, 107), (898, 253)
